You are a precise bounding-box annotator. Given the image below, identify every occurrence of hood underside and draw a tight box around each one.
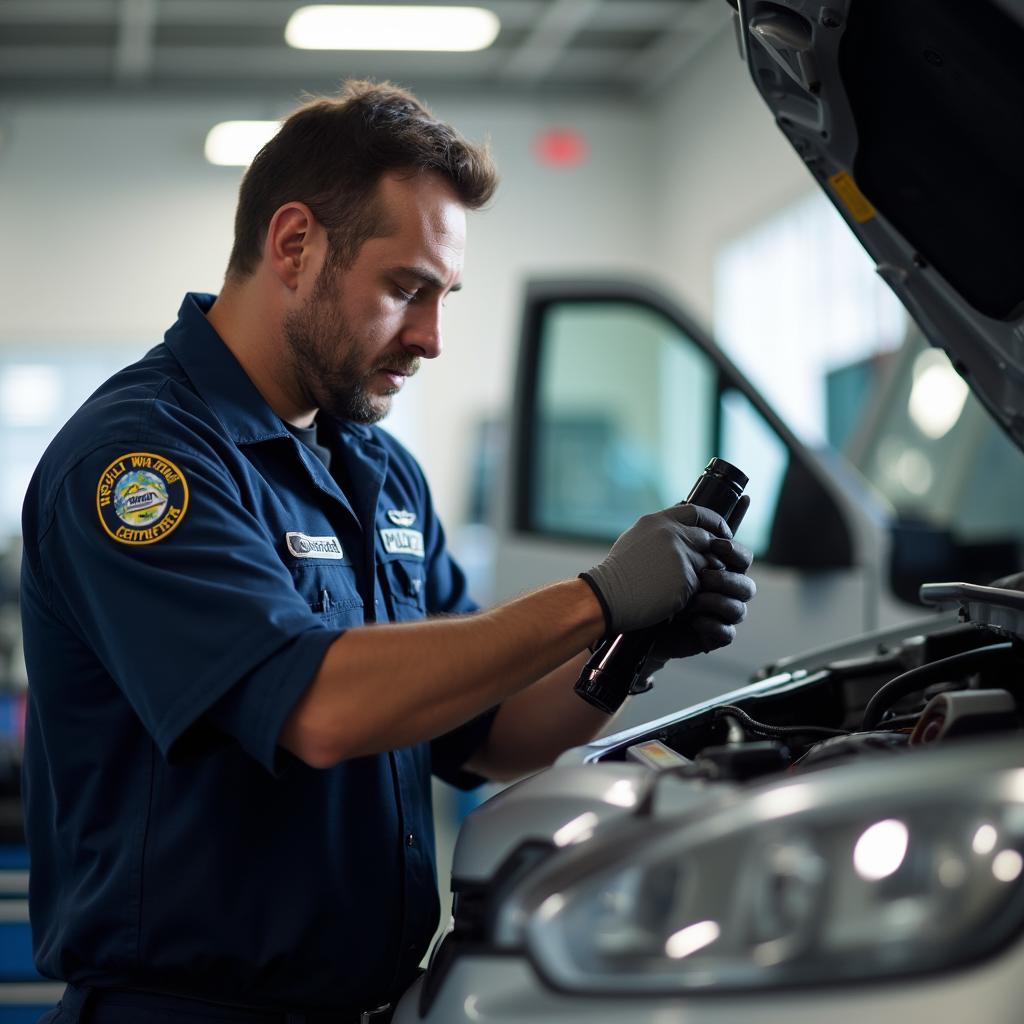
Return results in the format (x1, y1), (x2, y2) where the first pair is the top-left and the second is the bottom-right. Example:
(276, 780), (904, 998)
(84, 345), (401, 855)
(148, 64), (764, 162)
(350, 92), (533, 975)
(735, 0), (1024, 449)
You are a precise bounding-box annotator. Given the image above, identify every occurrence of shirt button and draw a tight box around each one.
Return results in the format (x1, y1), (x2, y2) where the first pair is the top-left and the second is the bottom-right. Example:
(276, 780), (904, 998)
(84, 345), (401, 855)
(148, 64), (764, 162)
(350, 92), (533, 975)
(406, 832), (416, 848)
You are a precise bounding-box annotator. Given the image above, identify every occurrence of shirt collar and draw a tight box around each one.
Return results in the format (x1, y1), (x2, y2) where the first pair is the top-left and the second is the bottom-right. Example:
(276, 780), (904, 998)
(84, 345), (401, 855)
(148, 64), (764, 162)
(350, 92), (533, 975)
(164, 292), (379, 451)
(164, 292), (289, 445)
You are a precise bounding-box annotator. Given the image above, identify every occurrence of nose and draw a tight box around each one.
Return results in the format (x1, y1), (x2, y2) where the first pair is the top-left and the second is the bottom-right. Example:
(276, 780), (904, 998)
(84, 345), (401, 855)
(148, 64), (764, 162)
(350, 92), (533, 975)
(400, 298), (444, 360)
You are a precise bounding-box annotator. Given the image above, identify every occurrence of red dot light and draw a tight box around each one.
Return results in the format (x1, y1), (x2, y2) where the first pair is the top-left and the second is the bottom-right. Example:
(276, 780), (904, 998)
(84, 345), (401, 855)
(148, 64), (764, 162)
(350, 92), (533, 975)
(534, 129), (589, 168)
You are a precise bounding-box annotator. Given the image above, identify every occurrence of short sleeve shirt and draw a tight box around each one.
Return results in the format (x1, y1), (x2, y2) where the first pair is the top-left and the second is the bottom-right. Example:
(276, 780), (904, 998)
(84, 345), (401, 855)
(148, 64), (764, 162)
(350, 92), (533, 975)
(19, 293), (497, 1013)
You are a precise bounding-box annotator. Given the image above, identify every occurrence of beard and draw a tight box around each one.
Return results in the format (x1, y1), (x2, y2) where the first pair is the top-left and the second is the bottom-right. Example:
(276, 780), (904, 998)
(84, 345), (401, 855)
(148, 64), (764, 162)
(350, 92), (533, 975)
(281, 270), (418, 425)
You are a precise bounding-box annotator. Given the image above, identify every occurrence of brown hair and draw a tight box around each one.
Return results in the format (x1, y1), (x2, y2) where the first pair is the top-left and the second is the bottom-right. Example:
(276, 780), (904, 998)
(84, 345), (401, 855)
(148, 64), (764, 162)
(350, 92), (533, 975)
(226, 80), (498, 278)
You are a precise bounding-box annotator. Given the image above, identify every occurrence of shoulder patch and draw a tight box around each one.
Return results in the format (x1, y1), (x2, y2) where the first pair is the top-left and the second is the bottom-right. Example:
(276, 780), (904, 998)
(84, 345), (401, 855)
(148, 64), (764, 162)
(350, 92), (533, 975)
(96, 452), (189, 546)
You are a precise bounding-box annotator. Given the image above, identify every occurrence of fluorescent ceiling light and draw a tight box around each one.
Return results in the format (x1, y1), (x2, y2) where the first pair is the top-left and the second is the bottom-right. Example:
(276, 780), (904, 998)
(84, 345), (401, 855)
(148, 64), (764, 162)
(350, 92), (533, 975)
(204, 121), (279, 167)
(285, 5), (500, 52)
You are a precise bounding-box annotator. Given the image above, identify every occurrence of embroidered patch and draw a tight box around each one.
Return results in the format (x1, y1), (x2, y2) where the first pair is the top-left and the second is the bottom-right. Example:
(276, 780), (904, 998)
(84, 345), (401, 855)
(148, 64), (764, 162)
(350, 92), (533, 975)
(285, 532), (344, 560)
(386, 508), (417, 527)
(96, 452), (189, 546)
(380, 528), (424, 557)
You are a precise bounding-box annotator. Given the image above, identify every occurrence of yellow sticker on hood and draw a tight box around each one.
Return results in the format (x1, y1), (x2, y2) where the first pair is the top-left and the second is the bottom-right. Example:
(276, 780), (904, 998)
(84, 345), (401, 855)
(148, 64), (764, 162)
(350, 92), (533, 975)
(829, 170), (877, 224)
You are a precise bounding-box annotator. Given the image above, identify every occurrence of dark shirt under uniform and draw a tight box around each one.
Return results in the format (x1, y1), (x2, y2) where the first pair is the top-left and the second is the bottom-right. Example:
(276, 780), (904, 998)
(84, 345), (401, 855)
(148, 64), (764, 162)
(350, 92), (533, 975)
(19, 293), (496, 1014)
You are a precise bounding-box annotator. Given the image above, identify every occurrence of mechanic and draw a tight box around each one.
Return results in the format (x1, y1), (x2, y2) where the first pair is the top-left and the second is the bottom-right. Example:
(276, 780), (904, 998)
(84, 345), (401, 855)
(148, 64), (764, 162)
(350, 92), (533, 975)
(20, 81), (756, 1024)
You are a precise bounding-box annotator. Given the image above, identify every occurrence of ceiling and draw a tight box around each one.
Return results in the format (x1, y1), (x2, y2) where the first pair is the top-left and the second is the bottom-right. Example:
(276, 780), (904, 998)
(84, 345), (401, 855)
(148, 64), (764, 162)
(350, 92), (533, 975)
(0, 0), (734, 101)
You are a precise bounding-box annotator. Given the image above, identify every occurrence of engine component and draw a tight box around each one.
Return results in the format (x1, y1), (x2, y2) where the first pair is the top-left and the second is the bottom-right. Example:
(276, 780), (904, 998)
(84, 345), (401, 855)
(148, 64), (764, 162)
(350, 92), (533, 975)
(791, 731), (909, 771)
(626, 740), (692, 771)
(861, 641), (1014, 730)
(695, 741), (791, 781)
(910, 689), (1019, 745)
(713, 704), (848, 740)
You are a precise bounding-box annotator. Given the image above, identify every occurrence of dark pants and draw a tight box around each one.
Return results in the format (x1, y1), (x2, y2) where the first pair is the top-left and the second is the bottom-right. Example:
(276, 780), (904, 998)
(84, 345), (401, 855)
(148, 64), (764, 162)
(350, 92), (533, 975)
(38, 985), (393, 1024)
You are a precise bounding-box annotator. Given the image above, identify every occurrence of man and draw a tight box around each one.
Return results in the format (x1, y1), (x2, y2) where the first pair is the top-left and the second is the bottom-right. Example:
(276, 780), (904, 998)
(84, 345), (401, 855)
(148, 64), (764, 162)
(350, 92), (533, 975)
(20, 82), (755, 1023)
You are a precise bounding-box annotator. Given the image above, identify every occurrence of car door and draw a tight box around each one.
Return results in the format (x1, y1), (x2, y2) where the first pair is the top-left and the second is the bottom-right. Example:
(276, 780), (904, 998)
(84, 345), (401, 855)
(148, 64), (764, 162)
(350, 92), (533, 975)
(493, 279), (894, 729)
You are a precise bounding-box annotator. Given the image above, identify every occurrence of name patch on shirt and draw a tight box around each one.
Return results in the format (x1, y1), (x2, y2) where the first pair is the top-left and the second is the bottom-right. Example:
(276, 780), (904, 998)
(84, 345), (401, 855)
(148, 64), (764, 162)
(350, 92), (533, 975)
(96, 452), (189, 546)
(286, 532), (344, 560)
(379, 528), (425, 558)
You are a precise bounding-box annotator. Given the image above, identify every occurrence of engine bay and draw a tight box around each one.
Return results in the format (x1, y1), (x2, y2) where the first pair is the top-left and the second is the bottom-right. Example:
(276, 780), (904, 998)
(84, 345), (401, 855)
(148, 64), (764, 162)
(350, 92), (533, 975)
(609, 613), (1021, 784)
(440, 583), (1024, 989)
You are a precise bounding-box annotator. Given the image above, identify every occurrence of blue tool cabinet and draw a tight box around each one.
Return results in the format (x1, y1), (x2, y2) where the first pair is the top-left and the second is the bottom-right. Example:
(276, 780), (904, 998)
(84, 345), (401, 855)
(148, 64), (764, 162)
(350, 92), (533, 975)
(0, 847), (61, 1023)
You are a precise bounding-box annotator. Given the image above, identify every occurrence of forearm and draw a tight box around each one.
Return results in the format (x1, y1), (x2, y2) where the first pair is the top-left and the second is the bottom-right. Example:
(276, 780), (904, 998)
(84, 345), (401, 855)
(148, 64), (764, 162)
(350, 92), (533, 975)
(465, 651), (625, 780)
(280, 579), (605, 768)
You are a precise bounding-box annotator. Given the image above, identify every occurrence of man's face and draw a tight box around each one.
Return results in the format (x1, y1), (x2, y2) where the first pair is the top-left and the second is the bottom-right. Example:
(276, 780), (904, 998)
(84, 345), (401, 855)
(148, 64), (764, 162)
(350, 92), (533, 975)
(282, 171), (467, 424)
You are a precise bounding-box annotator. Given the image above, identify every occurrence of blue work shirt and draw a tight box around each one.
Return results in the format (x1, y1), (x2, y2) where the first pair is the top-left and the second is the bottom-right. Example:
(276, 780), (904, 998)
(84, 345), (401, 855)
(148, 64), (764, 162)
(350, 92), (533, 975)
(19, 293), (497, 1013)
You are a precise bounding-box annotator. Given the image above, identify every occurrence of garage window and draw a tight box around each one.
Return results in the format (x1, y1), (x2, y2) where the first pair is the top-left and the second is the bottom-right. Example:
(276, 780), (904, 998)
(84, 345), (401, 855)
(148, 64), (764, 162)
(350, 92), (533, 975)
(713, 191), (908, 449)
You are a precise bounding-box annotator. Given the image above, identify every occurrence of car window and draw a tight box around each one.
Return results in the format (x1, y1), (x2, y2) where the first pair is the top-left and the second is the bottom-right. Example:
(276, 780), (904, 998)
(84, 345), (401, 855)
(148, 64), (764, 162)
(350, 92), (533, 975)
(528, 298), (791, 557)
(719, 388), (788, 555)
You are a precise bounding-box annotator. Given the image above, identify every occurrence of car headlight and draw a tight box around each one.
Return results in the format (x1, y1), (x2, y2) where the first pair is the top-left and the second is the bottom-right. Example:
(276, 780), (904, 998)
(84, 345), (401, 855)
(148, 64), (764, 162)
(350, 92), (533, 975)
(513, 739), (1024, 993)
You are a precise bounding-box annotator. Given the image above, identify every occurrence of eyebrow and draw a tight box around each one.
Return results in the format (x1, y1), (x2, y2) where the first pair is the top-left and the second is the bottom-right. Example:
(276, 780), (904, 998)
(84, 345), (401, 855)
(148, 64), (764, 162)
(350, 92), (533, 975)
(391, 266), (463, 293)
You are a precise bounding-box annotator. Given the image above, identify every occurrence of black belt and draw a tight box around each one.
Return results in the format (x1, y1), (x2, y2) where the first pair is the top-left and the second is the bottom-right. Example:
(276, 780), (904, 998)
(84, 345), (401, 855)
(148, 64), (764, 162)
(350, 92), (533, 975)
(60, 984), (393, 1024)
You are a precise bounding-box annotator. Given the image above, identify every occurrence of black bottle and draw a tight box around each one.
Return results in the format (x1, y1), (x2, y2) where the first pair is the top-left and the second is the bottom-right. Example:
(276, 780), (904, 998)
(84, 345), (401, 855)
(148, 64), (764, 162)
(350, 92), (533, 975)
(574, 458), (749, 715)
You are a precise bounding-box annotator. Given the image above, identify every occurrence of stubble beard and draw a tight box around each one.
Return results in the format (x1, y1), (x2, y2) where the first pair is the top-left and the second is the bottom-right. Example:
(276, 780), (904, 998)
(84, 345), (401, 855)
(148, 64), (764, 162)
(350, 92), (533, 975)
(281, 272), (414, 426)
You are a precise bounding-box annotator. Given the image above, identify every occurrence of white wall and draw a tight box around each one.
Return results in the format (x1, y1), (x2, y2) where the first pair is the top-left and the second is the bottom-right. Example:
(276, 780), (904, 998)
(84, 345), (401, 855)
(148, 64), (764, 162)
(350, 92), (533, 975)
(650, 22), (815, 328)
(0, 93), (660, 530)
(396, 95), (662, 524)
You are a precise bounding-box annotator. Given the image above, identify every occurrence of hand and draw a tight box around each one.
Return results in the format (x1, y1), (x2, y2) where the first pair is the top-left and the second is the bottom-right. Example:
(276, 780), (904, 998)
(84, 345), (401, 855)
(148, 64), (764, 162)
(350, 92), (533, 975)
(581, 504), (734, 635)
(726, 494), (751, 534)
(645, 537), (756, 669)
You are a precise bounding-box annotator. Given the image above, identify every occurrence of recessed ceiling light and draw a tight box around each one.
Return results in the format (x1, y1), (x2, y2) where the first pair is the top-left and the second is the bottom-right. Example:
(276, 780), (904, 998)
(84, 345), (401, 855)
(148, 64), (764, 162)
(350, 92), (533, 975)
(285, 5), (500, 52)
(204, 121), (279, 167)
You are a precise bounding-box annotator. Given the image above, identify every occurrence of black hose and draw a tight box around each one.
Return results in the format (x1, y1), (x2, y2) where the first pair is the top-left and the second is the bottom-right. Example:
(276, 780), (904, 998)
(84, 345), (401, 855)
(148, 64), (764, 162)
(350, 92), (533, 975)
(718, 713), (747, 744)
(713, 705), (849, 739)
(861, 642), (1014, 731)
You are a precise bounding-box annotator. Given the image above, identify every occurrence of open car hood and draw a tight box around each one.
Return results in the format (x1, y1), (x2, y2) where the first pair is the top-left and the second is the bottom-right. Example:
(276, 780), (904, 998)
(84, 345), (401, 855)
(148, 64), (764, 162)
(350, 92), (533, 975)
(734, 0), (1024, 451)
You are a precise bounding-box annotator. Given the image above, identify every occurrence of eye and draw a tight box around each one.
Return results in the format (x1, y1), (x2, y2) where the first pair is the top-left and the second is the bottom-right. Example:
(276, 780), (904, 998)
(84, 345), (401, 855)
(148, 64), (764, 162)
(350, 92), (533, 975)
(394, 287), (415, 302)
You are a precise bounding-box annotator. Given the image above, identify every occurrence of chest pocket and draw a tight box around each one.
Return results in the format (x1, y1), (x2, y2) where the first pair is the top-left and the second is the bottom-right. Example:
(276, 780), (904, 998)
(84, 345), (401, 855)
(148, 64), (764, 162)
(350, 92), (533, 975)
(383, 559), (426, 622)
(291, 563), (364, 627)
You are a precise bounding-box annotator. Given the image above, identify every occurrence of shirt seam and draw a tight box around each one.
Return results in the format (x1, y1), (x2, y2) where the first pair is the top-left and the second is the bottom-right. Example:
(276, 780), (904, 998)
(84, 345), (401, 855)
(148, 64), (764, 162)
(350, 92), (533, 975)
(34, 374), (232, 550)
(134, 738), (158, 967)
(35, 433), (239, 555)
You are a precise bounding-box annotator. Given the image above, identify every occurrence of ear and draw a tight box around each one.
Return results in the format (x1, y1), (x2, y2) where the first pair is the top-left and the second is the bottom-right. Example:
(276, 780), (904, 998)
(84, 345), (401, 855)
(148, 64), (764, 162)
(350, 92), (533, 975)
(263, 202), (326, 291)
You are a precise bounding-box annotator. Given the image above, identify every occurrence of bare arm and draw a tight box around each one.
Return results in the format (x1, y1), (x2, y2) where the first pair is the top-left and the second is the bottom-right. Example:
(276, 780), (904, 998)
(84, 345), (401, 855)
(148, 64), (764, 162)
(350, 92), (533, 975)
(464, 543), (760, 780)
(280, 579), (605, 769)
(464, 650), (622, 780)
(280, 504), (753, 772)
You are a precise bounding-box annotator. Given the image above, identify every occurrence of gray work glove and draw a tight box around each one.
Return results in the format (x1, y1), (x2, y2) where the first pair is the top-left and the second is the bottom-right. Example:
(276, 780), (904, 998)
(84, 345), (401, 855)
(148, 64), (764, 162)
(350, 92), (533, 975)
(644, 538), (756, 671)
(580, 505), (735, 635)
